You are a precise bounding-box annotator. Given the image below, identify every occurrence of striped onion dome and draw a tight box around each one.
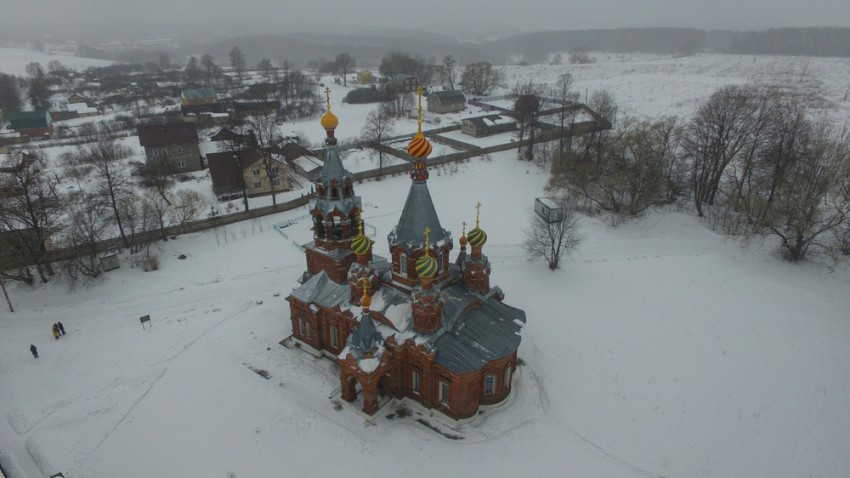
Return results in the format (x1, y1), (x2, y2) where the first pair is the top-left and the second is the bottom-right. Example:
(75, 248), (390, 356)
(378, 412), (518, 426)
(351, 232), (372, 256)
(407, 131), (432, 158)
(321, 110), (339, 130)
(467, 226), (487, 247)
(415, 254), (438, 278)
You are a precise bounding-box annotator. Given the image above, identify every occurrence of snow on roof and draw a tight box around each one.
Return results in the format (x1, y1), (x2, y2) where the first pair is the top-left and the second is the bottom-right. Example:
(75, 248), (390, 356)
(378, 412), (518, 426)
(66, 103), (97, 114)
(293, 155), (322, 172)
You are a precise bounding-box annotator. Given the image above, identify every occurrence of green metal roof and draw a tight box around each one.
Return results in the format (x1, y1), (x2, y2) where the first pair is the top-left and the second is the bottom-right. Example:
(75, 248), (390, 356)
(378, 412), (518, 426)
(9, 111), (51, 129)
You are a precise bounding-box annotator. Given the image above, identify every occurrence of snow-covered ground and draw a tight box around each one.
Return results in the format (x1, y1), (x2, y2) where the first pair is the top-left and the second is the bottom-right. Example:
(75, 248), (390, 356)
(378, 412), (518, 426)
(0, 48), (113, 76)
(2, 53), (850, 478)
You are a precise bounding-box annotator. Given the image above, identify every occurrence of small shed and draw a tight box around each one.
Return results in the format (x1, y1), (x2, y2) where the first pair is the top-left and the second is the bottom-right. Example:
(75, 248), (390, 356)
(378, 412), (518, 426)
(100, 249), (120, 271)
(534, 197), (565, 223)
(427, 90), (466, 114)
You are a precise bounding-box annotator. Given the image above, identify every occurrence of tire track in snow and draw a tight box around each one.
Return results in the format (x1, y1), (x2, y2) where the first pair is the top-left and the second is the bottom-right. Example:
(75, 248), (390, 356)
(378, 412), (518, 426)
(525, 356), (670, 478)
(71, 301), (252, 476)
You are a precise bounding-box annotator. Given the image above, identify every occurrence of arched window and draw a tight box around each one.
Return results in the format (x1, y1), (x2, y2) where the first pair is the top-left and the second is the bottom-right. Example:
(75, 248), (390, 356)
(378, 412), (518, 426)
(504, 364), (512, 389)
(399, 253), (408, 275)
(484, 373), (496, 396)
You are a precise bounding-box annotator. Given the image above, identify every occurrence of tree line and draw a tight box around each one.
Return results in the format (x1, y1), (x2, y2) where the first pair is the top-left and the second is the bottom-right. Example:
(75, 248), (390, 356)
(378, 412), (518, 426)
(545, 83), (850, 263)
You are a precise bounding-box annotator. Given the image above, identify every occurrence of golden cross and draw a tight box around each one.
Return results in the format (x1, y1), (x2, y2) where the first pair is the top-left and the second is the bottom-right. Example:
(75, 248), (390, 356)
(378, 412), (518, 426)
(324, 87), (332, 110)
(423, 226), (431, 256)
(357, 211), (363, 236)
(461, 221), (467, 235)
(475, 202), (482, 227)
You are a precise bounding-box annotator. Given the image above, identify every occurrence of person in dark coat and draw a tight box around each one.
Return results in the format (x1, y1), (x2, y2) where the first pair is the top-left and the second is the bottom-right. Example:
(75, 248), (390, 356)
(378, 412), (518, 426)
(30, 344), (38, 358)
(52, 324), (59, 340)
(57, 321), (65, 336)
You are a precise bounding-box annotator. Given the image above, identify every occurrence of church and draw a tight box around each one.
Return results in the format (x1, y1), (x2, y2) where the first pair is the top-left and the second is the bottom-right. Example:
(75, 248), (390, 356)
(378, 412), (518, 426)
(285, 88), (526, 420)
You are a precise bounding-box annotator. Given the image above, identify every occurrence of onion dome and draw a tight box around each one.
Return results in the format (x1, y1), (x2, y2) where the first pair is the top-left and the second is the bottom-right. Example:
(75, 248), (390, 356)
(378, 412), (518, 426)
(467, 226), (487, 247)
(415, 254), (438, 278)
(407, 131), (432, 158)
(352, 232), (372, 255)
(321, 110), (339, 130)
(351, 215), (372, 255)
(320, 87), (339, 131)
(468, 201), (487, 247)
(459, 222), (468, 247)
(415, 226), (438, 278)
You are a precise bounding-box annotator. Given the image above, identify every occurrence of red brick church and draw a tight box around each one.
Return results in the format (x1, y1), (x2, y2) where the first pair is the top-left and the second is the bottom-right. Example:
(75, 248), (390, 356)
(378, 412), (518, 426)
(286, 89), (526, 420)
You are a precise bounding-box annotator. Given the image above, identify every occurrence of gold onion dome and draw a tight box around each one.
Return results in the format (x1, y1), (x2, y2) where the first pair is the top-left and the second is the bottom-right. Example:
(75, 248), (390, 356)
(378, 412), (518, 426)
(352, 232), (372, 255)
(321, 110), (339, 130)
(321, 87), (339, 130)
(459, 222), (468, 247)
(407, 131), (432, 158)
(415, 254), (438, 278)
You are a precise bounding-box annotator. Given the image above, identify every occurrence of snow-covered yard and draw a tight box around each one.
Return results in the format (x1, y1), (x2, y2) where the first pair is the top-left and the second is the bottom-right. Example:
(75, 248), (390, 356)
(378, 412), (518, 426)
(1, 152), (849, 477)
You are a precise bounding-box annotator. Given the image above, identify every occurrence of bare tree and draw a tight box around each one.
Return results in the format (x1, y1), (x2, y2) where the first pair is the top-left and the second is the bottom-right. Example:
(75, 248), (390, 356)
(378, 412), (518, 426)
(750, 120), (850, 261)
(381, 83), (413, 119)
(524, 198), (583, 270)
(0, 151), (62, 282)
(438, 55), (457, 90)
(551, 73), (580, 153)
(257, 58), (276, 83)
(512, 80), (545, 161)
(568, 48), (595, 64)
(550, 116), (683, 219)
(79, 137), (132, 247)
(0, 74), (22, 122)
(143, 191), (173, 241)
(184, 56), (202, 86)
(361, 109), (396, 176)
(245, 115), (288, 205)
(132, 156), (176, 205)
(63, 191), (112, 279)
(229, 47), (247, 85)
(200, 54), (221, 86)
(169, 190), (207, 233)
(459, 62), (504, 96)
(683, 85), (770, 217)
(334, 53), (355, 86)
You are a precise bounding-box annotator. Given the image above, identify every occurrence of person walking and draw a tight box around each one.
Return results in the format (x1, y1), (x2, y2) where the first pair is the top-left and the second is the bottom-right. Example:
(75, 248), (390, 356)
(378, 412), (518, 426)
(30, 344), (38, 358)
(52, 324), (59, 340)
(57, 321), (65, 336)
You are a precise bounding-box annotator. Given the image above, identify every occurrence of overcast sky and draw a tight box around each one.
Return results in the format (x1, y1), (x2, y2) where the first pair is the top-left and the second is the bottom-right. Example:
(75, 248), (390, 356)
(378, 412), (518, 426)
(2, 0), (849, 38)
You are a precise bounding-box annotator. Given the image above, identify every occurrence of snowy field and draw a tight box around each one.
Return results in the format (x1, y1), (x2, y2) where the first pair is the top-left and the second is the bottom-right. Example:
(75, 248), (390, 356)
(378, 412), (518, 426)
(0, 48), (113, 76)
(2, 52), (850, 478)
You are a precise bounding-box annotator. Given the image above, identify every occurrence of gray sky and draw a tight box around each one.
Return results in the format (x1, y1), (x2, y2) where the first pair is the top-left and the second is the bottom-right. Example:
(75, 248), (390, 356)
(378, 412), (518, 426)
(3, 0), (850, 37)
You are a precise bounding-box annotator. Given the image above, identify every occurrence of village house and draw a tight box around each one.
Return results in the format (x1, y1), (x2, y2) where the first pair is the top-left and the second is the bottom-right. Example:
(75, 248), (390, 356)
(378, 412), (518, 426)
(461, 114), (517, 137)
(206, 148), (289, 201)
(8, 111), (53, 138)
(137, 123), (203, 172)
(356, 70), (375, 85)
(180, 87), (217, 106)
(427, 90), (466, 114)
(285, 92), (525, 421)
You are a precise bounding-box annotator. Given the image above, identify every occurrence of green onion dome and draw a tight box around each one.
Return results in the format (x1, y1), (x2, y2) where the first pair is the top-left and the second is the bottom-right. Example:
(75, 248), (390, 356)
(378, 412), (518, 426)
(467, 226), (487, 247)
(352, 233), (372, 255)
(415, 254), (438, 278)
